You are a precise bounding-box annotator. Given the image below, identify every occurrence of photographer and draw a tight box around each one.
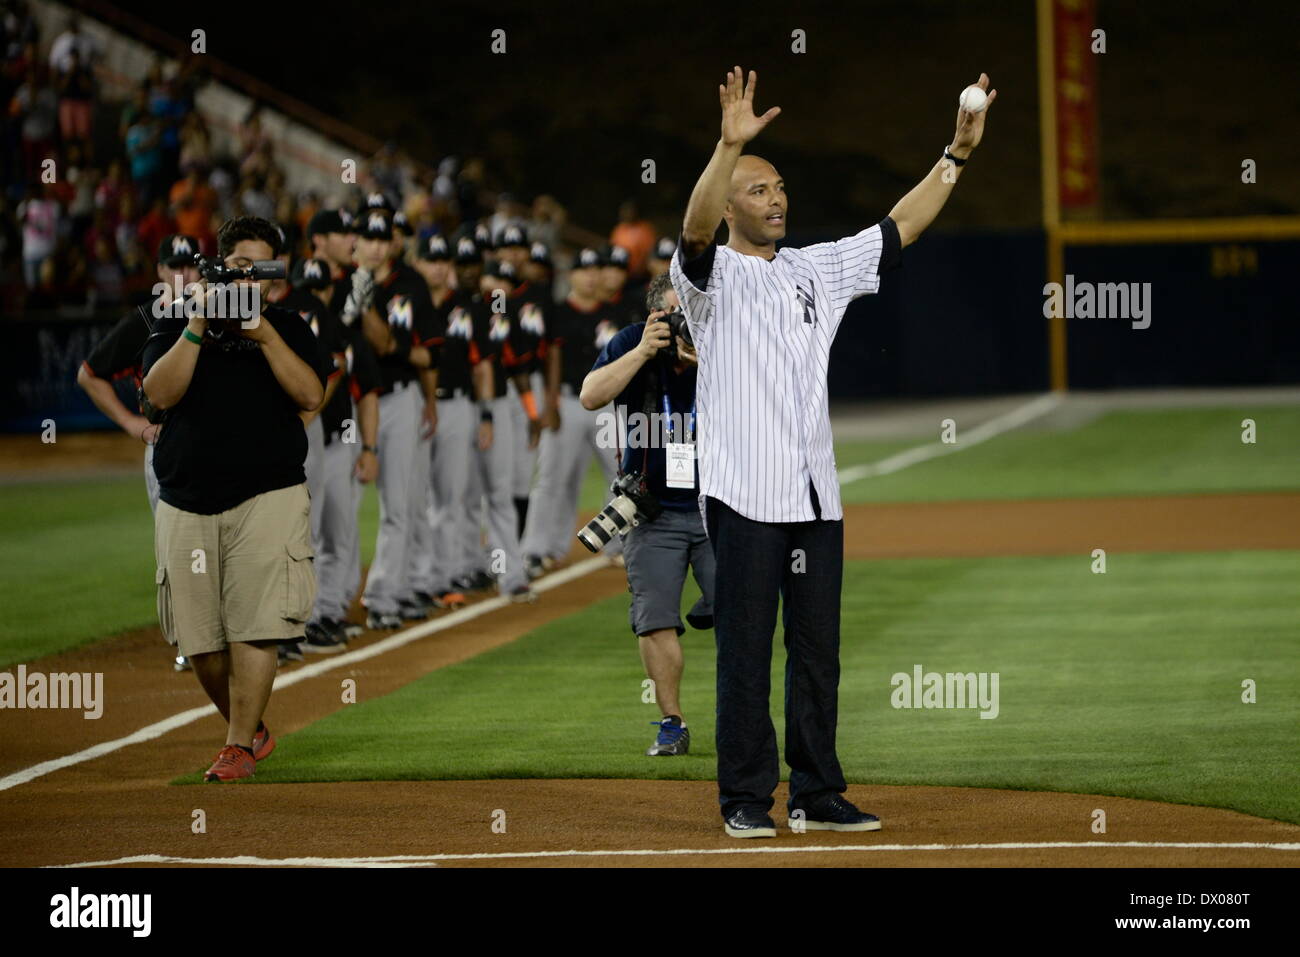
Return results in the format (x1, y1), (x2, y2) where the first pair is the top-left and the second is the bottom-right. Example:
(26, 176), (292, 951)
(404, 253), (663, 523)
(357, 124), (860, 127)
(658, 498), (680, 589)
(580, 274), (715, 757)
(141, 216), (328, 783)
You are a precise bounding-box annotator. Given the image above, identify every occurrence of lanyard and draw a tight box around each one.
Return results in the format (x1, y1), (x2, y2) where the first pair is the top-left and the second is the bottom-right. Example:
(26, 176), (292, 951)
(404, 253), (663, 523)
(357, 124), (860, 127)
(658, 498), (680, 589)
(662, 391), (696, 444)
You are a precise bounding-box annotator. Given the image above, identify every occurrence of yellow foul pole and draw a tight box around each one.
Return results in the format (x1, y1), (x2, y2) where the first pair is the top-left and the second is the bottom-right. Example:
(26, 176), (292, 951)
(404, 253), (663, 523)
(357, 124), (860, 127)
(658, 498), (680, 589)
(1037, 0), (1067, 392)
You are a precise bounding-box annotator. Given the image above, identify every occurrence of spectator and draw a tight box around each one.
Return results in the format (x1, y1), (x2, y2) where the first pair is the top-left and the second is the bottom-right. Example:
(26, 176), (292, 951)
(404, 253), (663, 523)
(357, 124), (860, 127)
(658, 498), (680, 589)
(119, 84), (148, 141)
(237, 173), (274, 220)
(64, 143), (97, 239)
(114, 192), (137, 260)
(177, 111), (211, 171)
(169, 163), (217, 244)
(48, 14), (98, 75)
(94, 157), (126, 215)
(125, 112), (164, 205)
(528, 194), (566, 251)
(149, 77), (186, 186)
(16, 181), (57, 288)
(610, 199), (655, 279)
(87, 234), (123, 308)
(207, 160), (237, 218)
(10, 63), (57, 182)
(56, 47), (95, 154)
(135, 195), (175, 264)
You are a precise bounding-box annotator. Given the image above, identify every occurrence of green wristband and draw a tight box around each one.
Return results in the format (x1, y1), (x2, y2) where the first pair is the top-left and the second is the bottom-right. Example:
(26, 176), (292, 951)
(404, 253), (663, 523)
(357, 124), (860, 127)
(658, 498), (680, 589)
(182, 328), (203, 345)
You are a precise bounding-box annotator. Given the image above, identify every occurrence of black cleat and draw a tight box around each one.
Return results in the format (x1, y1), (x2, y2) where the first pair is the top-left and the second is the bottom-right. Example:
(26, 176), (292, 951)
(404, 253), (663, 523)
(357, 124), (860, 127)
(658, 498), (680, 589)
(365, 610), (403, 630)
(788, 793), (882, 832)
(723, 806), (778, 839)
(302, 621), (347, 654)
(277, 640), (304, 665)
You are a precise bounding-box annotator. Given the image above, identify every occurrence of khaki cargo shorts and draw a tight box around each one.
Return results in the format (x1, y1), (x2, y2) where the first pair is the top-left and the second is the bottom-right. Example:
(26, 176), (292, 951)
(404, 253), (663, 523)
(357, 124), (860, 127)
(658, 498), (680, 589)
(154, 483), (315, 656)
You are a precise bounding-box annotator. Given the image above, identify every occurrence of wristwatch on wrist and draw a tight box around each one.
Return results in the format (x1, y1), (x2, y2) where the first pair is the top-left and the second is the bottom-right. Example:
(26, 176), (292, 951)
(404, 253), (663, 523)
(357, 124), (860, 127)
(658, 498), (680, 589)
(362, 444), (377, 455)
(943, 145), (968, 167)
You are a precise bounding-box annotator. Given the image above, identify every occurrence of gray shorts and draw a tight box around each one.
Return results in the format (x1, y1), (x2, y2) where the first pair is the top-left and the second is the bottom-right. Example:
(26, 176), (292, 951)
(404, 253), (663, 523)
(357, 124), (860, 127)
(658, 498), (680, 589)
(622, 506), (715, 637)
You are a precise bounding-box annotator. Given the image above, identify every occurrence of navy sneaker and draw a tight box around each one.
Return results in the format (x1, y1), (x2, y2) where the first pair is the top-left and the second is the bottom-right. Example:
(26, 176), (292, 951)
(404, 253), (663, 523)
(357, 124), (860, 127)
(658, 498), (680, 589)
(724, 806), (777, 839)
(646, 716), (690, 756)
(788, 793), (882, 832)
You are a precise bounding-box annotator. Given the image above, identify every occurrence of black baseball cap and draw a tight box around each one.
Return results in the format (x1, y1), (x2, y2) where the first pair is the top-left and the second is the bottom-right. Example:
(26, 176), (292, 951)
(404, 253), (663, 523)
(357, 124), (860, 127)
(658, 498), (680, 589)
(652, 237), (676, 261)
(573, 247), (602, 270)
(453, 234), (482, 265)
(291, 256), (332, 290)
(157, 233), (199, 266)
(418, 234), (451, 262)
(392, 210), (412, 236)
(361, 191), (395, 214)
(356, 209), (394, 241)
(483, 259), (517, 283)
(473, 222), (493, 252)
(307, 209), (348, 239)
(529, 241), (552, 266)
(602, 244), (630, 269)
(495, 223), (528, 250)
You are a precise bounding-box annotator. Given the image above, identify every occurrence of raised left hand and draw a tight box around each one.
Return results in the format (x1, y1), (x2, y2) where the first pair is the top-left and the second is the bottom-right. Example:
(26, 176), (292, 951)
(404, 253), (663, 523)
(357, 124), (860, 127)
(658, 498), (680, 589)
(949, 72), (997, 158)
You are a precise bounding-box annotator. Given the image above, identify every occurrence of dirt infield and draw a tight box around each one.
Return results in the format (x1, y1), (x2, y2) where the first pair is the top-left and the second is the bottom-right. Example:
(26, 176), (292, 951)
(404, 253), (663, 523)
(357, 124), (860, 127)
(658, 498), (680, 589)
(2, 491), (1298, 868)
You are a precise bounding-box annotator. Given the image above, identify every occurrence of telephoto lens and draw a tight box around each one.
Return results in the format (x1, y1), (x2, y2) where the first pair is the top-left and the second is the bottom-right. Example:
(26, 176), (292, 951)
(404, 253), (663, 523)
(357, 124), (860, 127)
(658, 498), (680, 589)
(577, 493), (641, 552)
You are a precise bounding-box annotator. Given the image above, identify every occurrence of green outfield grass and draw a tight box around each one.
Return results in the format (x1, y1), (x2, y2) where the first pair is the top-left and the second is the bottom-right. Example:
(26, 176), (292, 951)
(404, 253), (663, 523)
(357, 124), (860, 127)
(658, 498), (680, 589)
(223, 550), (1300, 825)
(839, 407), (1300, 504)
(2, 405), (1295, 667)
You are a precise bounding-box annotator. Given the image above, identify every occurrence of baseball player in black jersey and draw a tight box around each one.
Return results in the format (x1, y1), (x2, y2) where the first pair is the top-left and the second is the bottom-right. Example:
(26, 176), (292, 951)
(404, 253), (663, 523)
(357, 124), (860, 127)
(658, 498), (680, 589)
(601, 244), (645, 326)
(468, 259), (539, 602)
(276, 256), (351, 656)
(408, 234), (470, 609)
(495, 224), (546, 536)
(521, 246), (624, 574)
(78, 233), (200, 673)
(350, 209), (441, 629)
(522, 241), (554, 289)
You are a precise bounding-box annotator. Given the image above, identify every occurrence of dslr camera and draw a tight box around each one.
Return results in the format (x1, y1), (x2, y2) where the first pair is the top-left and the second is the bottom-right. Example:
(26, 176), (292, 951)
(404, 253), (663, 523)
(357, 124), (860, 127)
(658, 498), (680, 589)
(658, 308), (693, 363)
(578, 471), (663, 553)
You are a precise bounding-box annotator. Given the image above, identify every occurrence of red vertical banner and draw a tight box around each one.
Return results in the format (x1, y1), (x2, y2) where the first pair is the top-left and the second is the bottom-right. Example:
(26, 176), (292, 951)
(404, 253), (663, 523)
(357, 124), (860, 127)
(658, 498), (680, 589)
(1054, 0), (1100, 212)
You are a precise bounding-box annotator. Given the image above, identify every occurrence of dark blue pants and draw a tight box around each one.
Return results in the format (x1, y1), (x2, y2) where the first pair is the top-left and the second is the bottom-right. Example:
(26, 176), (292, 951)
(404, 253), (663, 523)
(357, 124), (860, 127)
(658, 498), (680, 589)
(704, 489), (847, 819)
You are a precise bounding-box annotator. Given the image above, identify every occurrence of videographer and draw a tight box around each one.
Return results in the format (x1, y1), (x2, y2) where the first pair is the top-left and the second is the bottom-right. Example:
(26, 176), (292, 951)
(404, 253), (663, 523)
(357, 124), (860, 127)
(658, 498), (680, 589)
(141, 216), (328, 783)
(580, 273), (715, 757)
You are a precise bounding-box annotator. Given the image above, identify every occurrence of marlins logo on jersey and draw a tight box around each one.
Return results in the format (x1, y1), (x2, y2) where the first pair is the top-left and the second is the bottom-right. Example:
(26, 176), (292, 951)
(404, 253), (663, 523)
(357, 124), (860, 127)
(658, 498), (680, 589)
(387, 295), (413, 328)
(489, 314), (511, 342)
(594, 319), (618, 350)
(519, 302), (545, 336)
(446, 306), (473, 340)
(303, 259), (324, 282)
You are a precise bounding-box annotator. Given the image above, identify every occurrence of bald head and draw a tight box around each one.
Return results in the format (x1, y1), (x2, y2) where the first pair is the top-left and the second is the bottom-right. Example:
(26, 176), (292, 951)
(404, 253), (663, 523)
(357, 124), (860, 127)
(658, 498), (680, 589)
(724, 154), (787, 252)
(729, 155), (780, 201)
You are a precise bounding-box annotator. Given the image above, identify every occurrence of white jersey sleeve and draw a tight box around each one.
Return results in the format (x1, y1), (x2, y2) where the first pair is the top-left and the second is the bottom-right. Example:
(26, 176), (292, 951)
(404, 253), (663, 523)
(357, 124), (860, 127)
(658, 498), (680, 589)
(669, 237), (722, 337)
(801, 217), (900, 317)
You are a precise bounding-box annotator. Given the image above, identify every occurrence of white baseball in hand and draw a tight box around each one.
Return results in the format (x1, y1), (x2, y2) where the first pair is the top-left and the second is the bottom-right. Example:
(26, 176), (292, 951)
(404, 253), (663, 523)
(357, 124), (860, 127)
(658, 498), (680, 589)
(959, 85), (988, 113)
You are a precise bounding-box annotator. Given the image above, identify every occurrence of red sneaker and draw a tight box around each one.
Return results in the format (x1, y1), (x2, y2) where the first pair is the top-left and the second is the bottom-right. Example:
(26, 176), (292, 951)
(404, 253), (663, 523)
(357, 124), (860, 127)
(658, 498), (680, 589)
(437, 591), (468, 609)
(203, 745), (255, 782)
(251, 724), (276, 761)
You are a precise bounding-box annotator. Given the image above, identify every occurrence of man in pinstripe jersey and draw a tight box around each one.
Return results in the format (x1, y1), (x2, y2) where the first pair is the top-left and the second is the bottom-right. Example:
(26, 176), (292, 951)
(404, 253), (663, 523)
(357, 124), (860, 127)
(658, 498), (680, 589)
(670, 66), (995, 838)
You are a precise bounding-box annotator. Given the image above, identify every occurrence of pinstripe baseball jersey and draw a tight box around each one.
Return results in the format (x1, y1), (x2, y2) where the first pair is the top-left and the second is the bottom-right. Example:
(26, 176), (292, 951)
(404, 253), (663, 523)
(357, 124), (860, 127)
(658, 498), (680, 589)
(669, 217), (900, 522)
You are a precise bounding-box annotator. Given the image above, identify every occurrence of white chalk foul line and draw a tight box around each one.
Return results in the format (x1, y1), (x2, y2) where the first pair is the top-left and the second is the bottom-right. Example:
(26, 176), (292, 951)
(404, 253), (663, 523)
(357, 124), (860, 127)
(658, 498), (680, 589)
(51, 841), (1300, 868)
(837, 392), (1063, 485)
(0, 557), (611, 793)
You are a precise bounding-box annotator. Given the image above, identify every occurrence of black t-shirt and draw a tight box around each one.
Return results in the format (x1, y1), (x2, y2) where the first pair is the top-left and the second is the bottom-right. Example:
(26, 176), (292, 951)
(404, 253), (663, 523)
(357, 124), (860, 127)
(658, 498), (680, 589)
(141, 305), (330, 514)
(83, 303), (152, 388)
(372, 261), (438, 394)
(591, 322), (698, 511)
(434, 290), (479, 396)
(552, 300), (622, 391)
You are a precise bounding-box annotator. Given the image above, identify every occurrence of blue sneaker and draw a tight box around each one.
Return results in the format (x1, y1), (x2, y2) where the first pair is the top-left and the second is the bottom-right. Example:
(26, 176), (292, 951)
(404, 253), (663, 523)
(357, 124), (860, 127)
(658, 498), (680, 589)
(647, 715), (690, 756)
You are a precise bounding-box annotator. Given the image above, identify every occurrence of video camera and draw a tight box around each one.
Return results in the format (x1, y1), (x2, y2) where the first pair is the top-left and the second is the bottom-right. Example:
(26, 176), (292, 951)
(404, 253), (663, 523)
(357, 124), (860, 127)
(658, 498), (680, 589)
(194, 254), (286, 284)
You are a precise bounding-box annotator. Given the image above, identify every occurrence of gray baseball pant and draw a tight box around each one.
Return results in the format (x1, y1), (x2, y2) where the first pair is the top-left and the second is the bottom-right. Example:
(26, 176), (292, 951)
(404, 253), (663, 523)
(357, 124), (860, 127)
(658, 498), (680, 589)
(522, 392), (621, 562)
(313, 430), (361, 623)
(469, 394), (528, 591)
(362, 381), (421, 615)
(417, 395), (473, 595)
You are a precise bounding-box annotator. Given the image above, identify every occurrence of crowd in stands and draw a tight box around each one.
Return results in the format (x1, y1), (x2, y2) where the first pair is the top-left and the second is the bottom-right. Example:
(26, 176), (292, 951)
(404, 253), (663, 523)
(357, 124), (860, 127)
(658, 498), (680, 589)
(0, 5), (639, 319)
